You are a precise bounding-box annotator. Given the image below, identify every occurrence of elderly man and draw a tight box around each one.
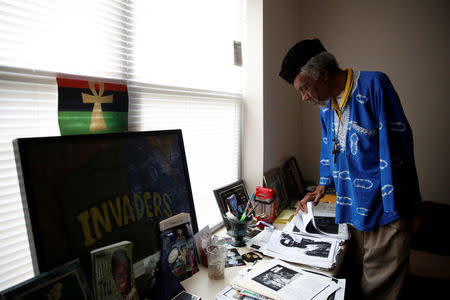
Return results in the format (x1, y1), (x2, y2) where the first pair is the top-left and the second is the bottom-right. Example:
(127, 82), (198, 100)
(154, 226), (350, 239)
(279, 39), (421, 299)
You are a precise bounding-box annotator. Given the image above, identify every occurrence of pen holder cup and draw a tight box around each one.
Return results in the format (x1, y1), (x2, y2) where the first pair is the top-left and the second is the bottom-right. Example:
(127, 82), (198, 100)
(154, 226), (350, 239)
(227, 217), (251, 247)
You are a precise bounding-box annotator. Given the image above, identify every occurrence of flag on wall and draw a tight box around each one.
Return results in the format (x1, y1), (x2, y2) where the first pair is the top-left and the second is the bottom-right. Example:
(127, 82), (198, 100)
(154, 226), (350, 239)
(57, 77), (128, 135)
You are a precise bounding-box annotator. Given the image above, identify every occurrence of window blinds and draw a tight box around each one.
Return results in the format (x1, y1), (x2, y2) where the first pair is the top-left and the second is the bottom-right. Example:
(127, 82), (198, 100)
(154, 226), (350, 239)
(0, 66), (59, 290)
(127, 82), (242, 231)
(0, 0), (244, 290)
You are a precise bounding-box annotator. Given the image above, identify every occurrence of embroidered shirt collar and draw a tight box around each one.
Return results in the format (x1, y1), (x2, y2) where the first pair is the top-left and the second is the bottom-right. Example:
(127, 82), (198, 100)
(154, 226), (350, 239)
(332, 68), (354, 122)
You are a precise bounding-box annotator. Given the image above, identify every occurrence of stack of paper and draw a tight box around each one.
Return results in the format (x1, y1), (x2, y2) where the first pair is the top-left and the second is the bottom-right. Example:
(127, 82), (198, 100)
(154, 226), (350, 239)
(226, 259), (344, 300)
(273, 210), (295, 224)
(246, 202), (347, 270)
(246, 228), (341, 270)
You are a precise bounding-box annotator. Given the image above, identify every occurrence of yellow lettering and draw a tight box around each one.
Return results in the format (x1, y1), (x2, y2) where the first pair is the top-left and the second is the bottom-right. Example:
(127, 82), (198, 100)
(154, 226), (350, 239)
(108, 197), (123, 228)
(122, 194), (136, 225)
(77, 210), (96, 247)
(153, 192), (162, 217)
(162, 193), (173, 217)
(144, 192), (153, 217)
(133, 193), (145, 220)
(90, 202), (112, 240)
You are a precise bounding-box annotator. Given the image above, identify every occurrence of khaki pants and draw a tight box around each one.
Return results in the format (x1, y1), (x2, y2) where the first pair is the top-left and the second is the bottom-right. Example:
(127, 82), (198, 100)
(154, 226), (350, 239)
(340, 218), (411, 300)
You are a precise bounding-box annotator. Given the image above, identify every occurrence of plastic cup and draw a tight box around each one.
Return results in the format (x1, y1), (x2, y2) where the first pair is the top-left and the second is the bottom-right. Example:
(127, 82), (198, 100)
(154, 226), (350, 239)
(206, 245), (227, 279)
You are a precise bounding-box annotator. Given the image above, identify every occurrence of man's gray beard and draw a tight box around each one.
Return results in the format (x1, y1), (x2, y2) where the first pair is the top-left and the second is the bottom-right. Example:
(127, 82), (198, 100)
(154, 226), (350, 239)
(308, 99), (329, 108)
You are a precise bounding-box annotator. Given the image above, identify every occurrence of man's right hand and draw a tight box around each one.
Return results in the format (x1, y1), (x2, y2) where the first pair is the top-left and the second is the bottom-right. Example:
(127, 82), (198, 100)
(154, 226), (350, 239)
(295, 185), (326, 215)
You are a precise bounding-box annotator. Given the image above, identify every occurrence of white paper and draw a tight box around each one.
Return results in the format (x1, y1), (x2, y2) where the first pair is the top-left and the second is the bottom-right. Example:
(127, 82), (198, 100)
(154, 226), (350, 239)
(264, 230), (339, 270)
(233, 259), (339, 300)
(324, 278), (346, 300)
(246, 227), (342, 270)
(286, 202), (349, 241)
(267, 231), (336, 261)
(246, 227), (273, 253)
(215, 285), (240, 300)
(301, 204), (314, 231)
(314, 201), (336, 216)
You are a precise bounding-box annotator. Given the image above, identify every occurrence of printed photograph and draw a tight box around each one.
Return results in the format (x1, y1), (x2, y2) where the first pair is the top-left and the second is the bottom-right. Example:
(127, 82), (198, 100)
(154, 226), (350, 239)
(252, 265), (299, 291)
(305, 216), (339, 234)
(225, 248), (246, 267)
(279, 232), (331, 258)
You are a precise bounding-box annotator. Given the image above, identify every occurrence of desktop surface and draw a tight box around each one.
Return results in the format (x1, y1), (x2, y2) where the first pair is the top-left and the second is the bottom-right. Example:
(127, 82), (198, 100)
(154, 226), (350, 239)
(181, 208), (346, 299)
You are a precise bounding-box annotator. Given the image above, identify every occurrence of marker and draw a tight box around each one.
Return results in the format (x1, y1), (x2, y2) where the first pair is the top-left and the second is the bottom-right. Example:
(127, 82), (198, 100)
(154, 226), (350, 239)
(227, 194), (240, 217)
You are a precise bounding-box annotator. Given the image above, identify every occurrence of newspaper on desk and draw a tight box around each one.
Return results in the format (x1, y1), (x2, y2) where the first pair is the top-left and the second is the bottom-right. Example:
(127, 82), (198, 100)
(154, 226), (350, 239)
(216, 260), (346, 300)
(247, 228), (340, 270)
(246, 202), (347, 270)
(229, 259), (342, 300)
(284, 202), (350, 241)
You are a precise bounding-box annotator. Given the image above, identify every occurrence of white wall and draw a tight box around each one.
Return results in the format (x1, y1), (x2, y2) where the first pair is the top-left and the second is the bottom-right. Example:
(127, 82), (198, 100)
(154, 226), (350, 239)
(262, 0), (305, 173)
(242, 0), (264, 193)
(259, 0), (450, 204)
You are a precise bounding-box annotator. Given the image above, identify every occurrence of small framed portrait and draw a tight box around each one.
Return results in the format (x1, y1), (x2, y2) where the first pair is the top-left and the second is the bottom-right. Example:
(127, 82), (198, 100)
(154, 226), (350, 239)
(264, 168), (289, 217)
(213, 180), (250, 230)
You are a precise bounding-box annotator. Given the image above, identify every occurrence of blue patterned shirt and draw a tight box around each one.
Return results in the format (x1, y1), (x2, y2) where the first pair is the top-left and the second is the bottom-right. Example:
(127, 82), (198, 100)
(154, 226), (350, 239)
(319, 71), (421, 231)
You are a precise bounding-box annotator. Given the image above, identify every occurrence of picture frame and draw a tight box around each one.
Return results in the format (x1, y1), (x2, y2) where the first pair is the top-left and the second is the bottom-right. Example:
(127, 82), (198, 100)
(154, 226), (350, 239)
(263, 168), (289, 217)
(0, 259), (93, 300)
(283, 157), (306, 198)
(213, 180), (251, 231)
(13, 130), (198, 298)
(281, 162), (297, 198)
(193, 225), (212, 267)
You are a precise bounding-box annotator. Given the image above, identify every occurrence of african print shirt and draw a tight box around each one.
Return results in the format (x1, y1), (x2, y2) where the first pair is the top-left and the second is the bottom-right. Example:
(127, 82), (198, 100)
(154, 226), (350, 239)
(319, 70), (421, 231)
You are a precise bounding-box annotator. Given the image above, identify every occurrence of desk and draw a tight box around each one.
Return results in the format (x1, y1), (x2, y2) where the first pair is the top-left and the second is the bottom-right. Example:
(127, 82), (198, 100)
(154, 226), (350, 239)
(181, 208), (347, 299)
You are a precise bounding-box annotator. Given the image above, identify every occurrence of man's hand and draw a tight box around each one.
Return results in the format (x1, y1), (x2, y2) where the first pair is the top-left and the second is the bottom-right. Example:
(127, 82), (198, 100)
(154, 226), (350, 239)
(295, 185), (326, 214)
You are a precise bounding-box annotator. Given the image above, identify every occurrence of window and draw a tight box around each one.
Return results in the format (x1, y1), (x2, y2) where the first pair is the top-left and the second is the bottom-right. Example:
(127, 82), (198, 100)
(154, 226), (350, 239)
(0, 0), (244, 290)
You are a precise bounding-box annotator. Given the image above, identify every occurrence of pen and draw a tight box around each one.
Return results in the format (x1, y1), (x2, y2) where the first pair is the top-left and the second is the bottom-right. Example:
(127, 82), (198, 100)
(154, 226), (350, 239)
(246, 201), (260, 218)
(240, 192), (255, 221)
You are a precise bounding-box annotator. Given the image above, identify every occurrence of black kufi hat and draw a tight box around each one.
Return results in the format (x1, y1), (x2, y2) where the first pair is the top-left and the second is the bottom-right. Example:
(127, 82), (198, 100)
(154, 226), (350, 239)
(279, 39), (326, 84)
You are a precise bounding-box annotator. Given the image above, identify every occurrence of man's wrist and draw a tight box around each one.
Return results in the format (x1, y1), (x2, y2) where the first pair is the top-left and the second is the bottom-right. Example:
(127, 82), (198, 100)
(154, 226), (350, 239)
(317, 185), (326, 197)
(317, 184), (326, 191)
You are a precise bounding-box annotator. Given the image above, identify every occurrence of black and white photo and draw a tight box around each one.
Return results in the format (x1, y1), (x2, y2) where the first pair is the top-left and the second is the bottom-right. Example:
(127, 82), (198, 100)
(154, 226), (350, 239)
(252, 264), (299, 291)
(279, 232), (331, 258)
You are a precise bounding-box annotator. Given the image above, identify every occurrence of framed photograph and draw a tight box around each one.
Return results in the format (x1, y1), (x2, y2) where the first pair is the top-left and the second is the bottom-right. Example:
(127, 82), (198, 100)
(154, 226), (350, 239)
(13, 130), (198, 298)
(263, 168), (289, 217)
(281, 162), (297, 199)
(283, 157), (306, 198)
(0, 259), (93, 300)
(193, 225), (212, 267)
(213, 180), (250, 230)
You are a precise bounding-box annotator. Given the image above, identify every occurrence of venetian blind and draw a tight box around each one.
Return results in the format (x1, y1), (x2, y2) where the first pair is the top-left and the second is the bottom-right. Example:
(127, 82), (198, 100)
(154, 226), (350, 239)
(0, 0), (244, 290)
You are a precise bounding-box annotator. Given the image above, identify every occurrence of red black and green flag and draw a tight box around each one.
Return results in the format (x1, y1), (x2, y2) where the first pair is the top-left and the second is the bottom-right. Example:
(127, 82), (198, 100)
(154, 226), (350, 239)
(57, 77), (128, 135)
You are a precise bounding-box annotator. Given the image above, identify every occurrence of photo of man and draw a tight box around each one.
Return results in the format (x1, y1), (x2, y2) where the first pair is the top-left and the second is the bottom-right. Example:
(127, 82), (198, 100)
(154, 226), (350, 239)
(111, 249), (140, 300)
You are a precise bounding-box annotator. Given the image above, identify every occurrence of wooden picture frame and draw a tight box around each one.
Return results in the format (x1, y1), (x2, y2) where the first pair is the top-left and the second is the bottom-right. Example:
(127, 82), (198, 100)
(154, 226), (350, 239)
(213, 180), (251, 231)
(287, 157), (306, 197)
(281, 162), (297, 198)
(282, 157), (306, 199)
(263, 168), (289, 217)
